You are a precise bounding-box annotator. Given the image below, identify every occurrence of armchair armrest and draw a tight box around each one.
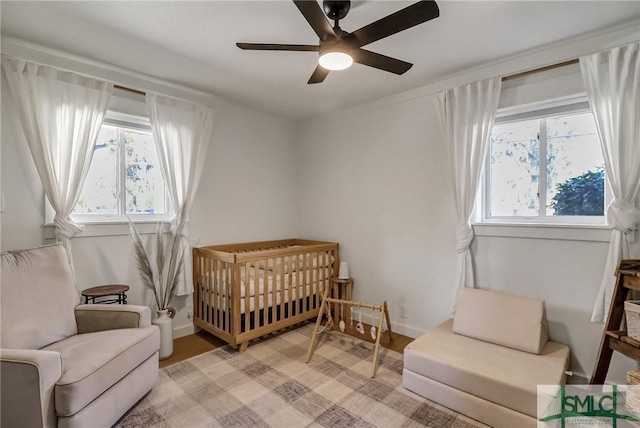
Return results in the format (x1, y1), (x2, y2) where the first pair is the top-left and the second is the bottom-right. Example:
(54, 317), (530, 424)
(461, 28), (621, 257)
(1, 348), (62, 428)
(75, 304), (151, 334)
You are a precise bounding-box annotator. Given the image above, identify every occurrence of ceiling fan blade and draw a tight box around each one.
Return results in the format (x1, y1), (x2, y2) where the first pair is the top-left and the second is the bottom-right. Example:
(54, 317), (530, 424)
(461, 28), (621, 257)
(293, 0), (336, 41)
(308, 65), (330, 84)
(343, 1), (439, 48)
(351, 48), (413, 75)
(236, 43), (320, 52)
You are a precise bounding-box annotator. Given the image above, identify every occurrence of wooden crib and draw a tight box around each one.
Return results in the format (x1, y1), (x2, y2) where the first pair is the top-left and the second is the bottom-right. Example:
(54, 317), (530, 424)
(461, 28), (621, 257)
(192, 239), (339, 351)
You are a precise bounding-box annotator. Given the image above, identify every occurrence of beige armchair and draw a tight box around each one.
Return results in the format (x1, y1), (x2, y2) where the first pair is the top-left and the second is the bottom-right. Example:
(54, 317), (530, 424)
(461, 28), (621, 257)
(1, 244), (160, 428)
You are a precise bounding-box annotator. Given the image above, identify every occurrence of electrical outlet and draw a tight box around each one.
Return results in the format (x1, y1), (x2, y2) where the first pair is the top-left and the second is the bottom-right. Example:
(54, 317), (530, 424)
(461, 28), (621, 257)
(399, 304), (408, 319)
(187, 310), (193, 320)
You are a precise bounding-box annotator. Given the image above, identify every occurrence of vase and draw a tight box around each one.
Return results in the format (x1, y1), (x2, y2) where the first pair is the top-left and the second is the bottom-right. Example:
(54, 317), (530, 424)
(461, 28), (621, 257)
(153, 309), (173, 360)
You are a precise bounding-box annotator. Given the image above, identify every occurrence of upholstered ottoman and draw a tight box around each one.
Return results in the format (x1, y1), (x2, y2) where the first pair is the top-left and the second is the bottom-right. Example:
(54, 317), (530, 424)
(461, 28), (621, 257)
(403, 288), (570, 427)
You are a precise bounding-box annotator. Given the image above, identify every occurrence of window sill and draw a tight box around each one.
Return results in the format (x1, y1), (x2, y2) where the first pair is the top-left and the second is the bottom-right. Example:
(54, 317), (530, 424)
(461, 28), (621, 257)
(472, 222), (635, 243)
(44, 221), (170, 239)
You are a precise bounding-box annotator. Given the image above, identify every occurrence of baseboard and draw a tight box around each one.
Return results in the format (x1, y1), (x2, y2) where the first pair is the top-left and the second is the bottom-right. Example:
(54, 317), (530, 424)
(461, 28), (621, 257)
(390, 322), (426, 339)
(173, 322), (196, 339)
(353, 308), (425, 339)
(171, 313), (425, 341)
(566, 372), (589, 384)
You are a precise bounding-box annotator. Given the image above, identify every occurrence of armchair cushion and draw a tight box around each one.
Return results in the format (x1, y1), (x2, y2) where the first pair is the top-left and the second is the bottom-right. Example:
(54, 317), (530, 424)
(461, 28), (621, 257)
(43, 326), (159, 417)
(1, 244), (79, 349)
(75, 304), (151, 333)
(0, 349), (62, 428)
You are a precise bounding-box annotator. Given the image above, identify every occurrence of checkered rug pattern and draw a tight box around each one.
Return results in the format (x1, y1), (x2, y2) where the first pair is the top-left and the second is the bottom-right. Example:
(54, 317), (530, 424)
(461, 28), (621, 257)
(117, 323), (486, 428)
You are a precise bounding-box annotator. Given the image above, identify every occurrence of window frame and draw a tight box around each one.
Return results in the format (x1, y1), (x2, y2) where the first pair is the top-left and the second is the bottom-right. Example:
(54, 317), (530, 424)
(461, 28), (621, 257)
(477, 98), (611, 227)
(45, 112), (171, 233)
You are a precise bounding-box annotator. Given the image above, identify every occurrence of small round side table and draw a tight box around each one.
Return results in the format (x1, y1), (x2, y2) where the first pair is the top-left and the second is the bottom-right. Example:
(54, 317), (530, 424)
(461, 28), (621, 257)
(81, 284), (129, 304)
(330, 277), (353, 329)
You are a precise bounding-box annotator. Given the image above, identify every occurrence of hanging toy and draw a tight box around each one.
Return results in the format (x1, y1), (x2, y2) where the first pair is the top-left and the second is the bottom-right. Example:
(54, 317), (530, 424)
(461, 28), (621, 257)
(370, 307), (377, 340)
(317, 304), (334, 335)
(356, 304), (365, 335)
(339, 301), (345, 332)
(350, 305), (354, 331)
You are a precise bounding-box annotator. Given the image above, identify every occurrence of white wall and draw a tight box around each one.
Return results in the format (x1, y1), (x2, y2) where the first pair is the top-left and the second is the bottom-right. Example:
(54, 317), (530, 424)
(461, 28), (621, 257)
(1, 71), (46, 250)
(296, 96), (457, 338)
(1, 74), (299, 337)
(189, 104), (298, 246)
(295, 59), (640, 385)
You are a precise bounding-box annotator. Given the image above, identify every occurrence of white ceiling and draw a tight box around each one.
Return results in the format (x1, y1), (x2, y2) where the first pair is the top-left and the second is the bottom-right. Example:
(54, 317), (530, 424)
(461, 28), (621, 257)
(2, 1), (639, 120)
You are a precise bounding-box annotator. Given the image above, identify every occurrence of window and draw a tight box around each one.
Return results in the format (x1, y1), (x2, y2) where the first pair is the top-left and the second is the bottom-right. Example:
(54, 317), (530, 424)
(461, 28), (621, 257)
(71, 112), (168, 223)
(481, 101), (607, 225)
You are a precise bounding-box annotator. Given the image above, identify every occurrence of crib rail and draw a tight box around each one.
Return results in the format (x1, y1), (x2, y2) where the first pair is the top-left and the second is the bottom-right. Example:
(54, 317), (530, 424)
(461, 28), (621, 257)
(193, 239), (339, 349)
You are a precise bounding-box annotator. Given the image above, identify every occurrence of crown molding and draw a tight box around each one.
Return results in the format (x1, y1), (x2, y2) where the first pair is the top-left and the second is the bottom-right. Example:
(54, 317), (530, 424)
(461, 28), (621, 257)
(1, 36), (226, 110)
(301, 19), (640, 127)
(1, 36), (297, 125)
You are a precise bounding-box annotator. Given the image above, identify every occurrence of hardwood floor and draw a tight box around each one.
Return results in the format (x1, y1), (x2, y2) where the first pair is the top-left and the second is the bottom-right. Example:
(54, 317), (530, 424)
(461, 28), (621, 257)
(159, 330), (226, 368)
(340, 321), (414, 353)
(160, 322), (414, 368)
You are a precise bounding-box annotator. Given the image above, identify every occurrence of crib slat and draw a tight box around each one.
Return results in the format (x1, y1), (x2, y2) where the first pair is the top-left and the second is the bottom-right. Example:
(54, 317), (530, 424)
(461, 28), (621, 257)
(317, 253), (322, 310)
(216, 262), (220, 331)
(201, 256), (206, 324)
(228, 262), (235, 333)
(233, 262), (241, 336)
(263, 258), (269, 327)
(298, 254), (303, 310)
(213, 260), (218, 329)
(303, 253), (309, 314)
(224, 262), (229, 330)
(219, 260), (225, 329)
(244, 263), (251, 333)
(203, 254), (208, 322)
(214, 260), (218, 328)
(278, 255), (285, 323)
(312, 253), (317, 310)
(258, 260), (264, 328)
(216, 260), (224, 330)
(289, 255), (295, 316)
(208, 259), (213, 327)
(320, 252), (326, 310)
(193, 252), (201, 321)
(296, 254), (307, 312)
(251, 262), (258, 328)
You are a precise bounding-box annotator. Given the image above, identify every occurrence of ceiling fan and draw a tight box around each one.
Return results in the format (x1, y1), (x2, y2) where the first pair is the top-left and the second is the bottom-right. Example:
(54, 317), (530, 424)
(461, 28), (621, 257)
(236, 0), (440, 84)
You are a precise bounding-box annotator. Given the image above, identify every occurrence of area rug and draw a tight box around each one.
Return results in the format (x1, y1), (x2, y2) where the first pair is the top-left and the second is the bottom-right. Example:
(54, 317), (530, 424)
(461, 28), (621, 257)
(117, 323), (487, 427)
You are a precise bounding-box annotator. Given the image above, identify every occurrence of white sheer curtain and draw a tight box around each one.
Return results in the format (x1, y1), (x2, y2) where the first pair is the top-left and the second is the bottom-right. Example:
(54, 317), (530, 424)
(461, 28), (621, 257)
(146, 92), (215, 296)
(1, 58), (112, 255)
(435, 78), (502, 311)
(580, 42), (640, 323)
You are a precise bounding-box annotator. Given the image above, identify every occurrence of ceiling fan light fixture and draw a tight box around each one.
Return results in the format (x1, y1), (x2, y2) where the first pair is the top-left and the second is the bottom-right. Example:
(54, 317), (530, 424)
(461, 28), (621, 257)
(319, 50), (353, 71)
(238, 0), (440, 83)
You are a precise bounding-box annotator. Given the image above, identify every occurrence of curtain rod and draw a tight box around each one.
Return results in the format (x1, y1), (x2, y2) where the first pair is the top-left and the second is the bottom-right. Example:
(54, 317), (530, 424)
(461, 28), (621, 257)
(114, 84), (146, 96)
(502, 59), (579, 82)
